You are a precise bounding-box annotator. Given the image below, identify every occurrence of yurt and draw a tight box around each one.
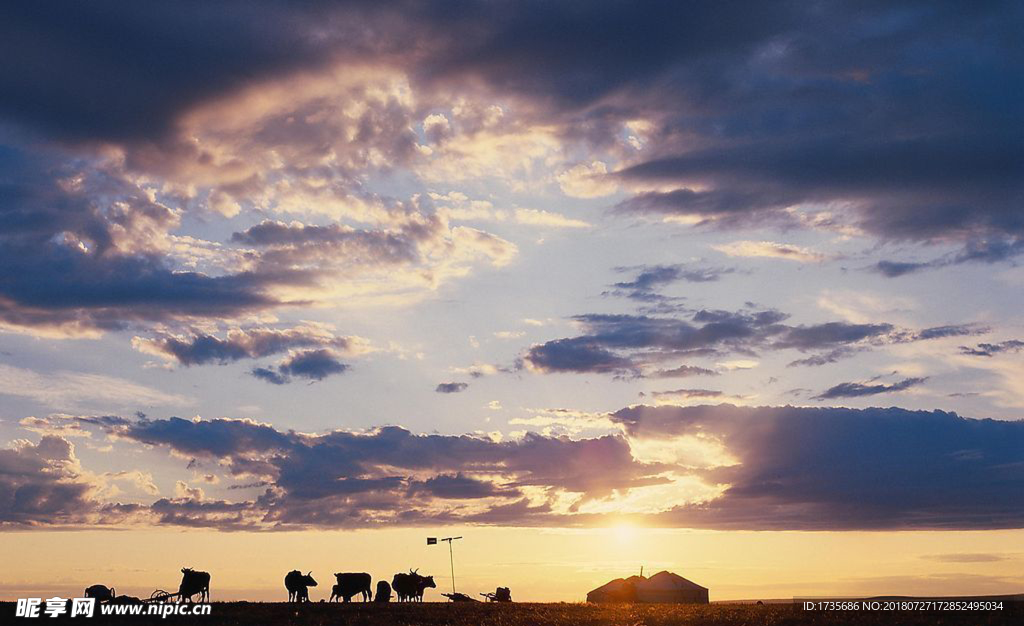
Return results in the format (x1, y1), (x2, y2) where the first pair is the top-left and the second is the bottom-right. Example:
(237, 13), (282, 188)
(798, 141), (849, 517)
(587, 571), (708, 604)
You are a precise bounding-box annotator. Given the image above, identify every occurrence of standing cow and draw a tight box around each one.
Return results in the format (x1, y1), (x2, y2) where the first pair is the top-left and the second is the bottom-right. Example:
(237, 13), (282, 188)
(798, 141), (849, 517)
(178, 568), (211, 603)
(285, 570), (317, 602)
(392, 570), (436, 602)
(330, 573), (371, 602)
(373, 580), (391, 603)
(84, 585), (115, 603)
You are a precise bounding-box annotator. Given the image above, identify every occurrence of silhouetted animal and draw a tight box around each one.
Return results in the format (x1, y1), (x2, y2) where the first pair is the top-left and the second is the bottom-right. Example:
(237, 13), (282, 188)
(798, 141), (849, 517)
(284, 570), (317, 603)
(84, 585), (115, 603)
(330, 572), (371, 602)
(178, 568), (211, 603)
(374, 580), (391, 603)
(109, 596), (144, 605)
(391, 570), (436, 602)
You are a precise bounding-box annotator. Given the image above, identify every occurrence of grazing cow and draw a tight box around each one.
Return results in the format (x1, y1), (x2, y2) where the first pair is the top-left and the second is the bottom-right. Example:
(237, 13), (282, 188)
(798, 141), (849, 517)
(84, 585), (115, 603)
(414, 575), (436, 601)
(330, 573), (371, 602)
(391, 571), (436, 602)
(374, 580), (391, 603)
(178, 568), (211, 603)
(391, 572), (415, 602)
(284, 570), (317, 603)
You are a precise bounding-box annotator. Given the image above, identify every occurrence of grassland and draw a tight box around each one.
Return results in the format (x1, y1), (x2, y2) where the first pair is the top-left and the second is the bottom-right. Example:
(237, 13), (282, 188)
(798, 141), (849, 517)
(4, 601), (1023, 626)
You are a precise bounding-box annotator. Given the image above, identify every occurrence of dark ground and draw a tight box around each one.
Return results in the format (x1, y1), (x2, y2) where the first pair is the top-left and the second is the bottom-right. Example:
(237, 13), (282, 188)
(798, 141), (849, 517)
(3, 601), (1023, 626)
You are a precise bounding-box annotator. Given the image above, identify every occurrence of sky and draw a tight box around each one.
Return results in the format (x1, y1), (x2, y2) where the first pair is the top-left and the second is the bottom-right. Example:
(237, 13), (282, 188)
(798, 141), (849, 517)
(1, 0), (1023, 602)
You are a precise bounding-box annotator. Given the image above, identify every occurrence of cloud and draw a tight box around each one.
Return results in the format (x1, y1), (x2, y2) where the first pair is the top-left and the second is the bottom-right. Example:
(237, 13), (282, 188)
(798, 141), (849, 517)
(610, 404), (1024, 530)
(407, 473), (517, 499)
(556, 161), (618, 198)
(649, 365), (720, 378)
(83, 416), (665, 528)
(4, 1), (1021, 256)
(512, 208), (590, 229)
(523, 336), (637, 375)
(0, 364), (190, 411)
(605, 263), (734, 307)
(814, 376), (927, 400)
(14, 404), (1024, 531)
(431, 193), (590, 229)
(251, 367), (289, 386)
(712, 240), (826, 263)
(250, 349), (349, 385)
(0, 436), (91, 524)
(133, 323), (366, 366)
(435, 382), (469, 393)
(787, 346), (863, 367)
(521, 306), (936, 377)
(875, 238), (1024, 277)
(960, 340), (1024, 357)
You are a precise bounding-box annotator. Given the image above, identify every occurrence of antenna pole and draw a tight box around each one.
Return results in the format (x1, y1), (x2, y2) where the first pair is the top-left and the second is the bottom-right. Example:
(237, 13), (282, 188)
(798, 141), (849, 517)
(441, 536), (463, 594)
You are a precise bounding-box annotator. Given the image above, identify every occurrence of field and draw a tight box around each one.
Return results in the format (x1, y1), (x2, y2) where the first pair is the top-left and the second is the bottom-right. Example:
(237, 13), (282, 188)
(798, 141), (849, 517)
(4, 601), (1022, 626)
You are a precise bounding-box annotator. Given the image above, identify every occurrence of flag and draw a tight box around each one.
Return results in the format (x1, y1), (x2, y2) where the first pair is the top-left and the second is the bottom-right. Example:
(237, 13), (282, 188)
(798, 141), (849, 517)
(427, 537), (437, 545)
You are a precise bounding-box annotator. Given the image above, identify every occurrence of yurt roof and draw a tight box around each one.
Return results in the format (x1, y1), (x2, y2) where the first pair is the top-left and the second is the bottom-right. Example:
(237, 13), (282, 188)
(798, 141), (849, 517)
(639, 571), (708, 591)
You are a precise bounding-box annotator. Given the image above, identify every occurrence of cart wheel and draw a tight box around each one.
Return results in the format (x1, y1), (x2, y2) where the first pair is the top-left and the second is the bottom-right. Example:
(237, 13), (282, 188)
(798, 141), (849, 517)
(151, 590), (170, 601)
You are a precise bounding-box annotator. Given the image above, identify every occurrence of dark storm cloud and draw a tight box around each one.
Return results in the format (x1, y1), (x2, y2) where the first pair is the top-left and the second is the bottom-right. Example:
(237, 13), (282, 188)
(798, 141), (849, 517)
(435, 382), (469, 393)
(611, 404), (1024, 530)
(814, 376), (927, 400)
(960, 340), (1024, 357)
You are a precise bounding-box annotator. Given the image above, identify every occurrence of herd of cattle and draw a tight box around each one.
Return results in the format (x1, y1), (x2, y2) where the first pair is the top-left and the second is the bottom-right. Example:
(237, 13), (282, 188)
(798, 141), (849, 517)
(83, 567), (438, 604)
(285, 570), (437, 603)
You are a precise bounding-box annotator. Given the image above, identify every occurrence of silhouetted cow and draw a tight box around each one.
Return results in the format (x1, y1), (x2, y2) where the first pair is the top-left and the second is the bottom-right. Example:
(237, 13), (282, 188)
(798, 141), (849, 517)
(178, 568), (210, 603)
(285, 570), (317, 602)
(374, 580), (391, 603)
(330, 573), (371, 602)
(392, 571), (435, 602)
(84, 585), (115, 603)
